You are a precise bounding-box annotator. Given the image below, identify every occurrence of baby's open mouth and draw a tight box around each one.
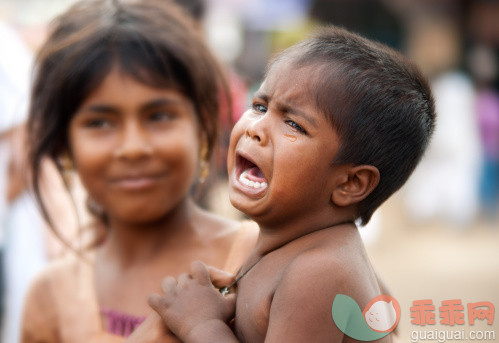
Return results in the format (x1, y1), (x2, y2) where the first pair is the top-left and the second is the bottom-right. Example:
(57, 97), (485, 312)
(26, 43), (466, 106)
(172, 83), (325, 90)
(236, 154), (268, 190)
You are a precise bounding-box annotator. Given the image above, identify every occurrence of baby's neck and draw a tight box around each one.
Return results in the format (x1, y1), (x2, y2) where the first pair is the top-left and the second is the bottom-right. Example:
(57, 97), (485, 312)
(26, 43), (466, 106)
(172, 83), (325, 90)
(253, 217), (355, 258)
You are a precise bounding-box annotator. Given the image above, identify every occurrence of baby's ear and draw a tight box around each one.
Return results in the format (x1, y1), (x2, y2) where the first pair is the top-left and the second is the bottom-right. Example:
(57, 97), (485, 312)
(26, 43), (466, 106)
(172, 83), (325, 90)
(330, 165), (379, 207)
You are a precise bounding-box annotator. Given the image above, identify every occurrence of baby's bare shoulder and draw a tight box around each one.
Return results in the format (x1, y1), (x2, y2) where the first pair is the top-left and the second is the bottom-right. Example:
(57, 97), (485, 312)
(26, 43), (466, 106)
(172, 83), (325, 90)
(264, 235), (369, 342)
(283, 247), (353, 290)
(279, 229), (373, 296)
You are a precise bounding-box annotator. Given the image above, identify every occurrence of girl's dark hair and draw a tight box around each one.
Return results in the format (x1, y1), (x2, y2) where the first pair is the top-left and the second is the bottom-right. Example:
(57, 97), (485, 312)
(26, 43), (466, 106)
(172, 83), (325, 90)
(271, 26), (436, 225)
(28, 0), (229, 230)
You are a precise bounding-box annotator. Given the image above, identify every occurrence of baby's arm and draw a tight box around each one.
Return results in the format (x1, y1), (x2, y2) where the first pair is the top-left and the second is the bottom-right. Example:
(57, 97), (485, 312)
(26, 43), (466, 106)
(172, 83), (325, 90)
(263, 253), (347, 342)
(264, 251), (392, 343)
(148, 261), (239, 343)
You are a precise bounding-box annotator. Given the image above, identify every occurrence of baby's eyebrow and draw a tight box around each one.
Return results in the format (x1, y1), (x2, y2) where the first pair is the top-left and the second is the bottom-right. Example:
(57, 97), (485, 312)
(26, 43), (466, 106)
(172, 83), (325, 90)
(279, 102), (318, 128)
(252, 91), (268, 102)
(252, 91), (318, 128)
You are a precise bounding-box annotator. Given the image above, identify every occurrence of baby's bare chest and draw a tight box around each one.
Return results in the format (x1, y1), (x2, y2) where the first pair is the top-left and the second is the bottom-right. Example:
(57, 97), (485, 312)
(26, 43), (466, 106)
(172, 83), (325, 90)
(232, 259), (286, 343)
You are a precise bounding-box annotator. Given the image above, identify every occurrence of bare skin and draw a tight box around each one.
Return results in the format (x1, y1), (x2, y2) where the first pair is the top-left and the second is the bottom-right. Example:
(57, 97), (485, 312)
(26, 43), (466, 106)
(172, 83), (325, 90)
(69, 68), (242, 321)
(126, 266), (237, 343)
(21, 69), (250, 343)
(148, 64), (392, 342)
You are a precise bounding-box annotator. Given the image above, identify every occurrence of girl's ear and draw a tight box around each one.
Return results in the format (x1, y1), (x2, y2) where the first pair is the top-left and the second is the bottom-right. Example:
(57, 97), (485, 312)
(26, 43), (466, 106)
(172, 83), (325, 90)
(198, 130), (208, 150)
(330, 165), (380, 207)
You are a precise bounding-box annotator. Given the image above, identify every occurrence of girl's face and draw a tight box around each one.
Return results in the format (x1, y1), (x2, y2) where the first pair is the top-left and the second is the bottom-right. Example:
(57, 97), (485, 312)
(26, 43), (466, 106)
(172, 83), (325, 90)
(69, 68), (201, 226)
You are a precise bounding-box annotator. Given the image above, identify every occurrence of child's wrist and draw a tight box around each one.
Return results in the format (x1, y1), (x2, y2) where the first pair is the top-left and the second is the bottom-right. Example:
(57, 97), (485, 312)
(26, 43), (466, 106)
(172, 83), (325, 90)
(184, 319), (236, 343)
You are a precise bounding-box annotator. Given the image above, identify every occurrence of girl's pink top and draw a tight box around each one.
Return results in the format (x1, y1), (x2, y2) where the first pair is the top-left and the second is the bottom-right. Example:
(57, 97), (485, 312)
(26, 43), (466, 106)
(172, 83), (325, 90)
(100, 309), (146, 337)
(21, 221), (259, 343)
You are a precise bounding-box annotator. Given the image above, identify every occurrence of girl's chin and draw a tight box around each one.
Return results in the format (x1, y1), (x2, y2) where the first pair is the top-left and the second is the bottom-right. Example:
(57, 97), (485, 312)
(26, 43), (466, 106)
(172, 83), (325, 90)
(108, 207), (173, 225)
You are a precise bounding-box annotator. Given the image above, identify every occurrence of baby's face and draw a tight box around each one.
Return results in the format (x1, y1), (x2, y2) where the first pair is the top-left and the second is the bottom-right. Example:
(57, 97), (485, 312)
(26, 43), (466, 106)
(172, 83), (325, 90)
(227, 62), (342, 227)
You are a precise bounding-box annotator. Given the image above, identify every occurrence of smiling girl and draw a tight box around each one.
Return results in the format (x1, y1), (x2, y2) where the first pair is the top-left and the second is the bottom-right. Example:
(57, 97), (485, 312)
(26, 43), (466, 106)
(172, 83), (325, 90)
(21, 1), (257, 342)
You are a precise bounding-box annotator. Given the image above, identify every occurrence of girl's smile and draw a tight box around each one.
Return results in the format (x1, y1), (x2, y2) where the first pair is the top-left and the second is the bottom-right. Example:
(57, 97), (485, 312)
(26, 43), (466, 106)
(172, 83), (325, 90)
(69, 68), (201, 225)
(108, 172), (166, 191)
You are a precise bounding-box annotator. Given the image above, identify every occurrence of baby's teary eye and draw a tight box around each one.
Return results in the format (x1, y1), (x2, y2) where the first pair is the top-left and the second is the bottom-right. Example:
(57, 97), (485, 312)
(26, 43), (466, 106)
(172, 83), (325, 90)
(285, 120), (307, 134)
(252, 103), (267, 114)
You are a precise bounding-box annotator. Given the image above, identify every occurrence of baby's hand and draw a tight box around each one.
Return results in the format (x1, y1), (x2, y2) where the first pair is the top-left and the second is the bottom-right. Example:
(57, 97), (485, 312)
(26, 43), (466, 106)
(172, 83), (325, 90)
(148, 261), (236, 341)
(205, 265), (236, 291)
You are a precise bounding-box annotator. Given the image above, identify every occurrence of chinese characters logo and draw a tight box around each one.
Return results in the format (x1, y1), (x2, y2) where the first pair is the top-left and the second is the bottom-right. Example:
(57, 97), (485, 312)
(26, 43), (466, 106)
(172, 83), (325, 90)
(410, 299), (494, 326)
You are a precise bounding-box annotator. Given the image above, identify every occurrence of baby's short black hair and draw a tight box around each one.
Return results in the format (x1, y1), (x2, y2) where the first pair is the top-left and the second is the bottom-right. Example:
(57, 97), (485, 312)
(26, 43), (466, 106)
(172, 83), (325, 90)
(270, 26), (436, 225)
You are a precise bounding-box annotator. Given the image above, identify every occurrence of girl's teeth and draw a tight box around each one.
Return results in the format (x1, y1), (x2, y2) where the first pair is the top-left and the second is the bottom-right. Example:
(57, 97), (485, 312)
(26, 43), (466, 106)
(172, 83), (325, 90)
(239, 169), (267, 189)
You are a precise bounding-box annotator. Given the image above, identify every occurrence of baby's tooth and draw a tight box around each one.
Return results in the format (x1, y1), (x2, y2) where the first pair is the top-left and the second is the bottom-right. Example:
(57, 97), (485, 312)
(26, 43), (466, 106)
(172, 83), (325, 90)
(239, 170), (248, 182)
(239, 169), (268, 189)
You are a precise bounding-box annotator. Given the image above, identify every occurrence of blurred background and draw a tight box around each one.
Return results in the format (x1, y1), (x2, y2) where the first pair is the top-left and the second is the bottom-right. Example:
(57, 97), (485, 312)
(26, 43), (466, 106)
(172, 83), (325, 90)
(1, 0), (498, 341)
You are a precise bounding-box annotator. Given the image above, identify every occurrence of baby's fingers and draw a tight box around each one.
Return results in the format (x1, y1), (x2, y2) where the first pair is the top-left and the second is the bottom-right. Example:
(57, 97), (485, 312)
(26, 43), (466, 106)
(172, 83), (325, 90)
(207, 266), (236, 289)
(161, 276), (177, 295)
(224, 293), (236, 307)
(177, 273), (192, 288)
(220, 293), (237, 321)
(148, 294), (180, 335)
(189, 260), (211, 285)
(148, 293), (168, 314)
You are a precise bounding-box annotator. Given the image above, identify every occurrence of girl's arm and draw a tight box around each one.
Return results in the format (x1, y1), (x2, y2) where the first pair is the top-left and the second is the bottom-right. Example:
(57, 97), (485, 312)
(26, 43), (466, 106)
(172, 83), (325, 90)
(20, 272), (59, 343)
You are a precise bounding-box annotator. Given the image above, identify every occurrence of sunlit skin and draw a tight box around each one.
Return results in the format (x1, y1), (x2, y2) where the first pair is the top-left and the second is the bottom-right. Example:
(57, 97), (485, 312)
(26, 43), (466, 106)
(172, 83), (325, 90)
(226, 62), (385, 343)
(149, 62), (388, 342)
(70, 69), (200, 228)
(228, 63), (344, 235)
(68, 67), (240, 324)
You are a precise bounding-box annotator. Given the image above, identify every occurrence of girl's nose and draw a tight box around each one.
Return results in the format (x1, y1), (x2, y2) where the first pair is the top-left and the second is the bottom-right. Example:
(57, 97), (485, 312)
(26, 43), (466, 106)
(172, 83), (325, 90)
(245, 116), (269, 145)
(114, 121), (153, 160)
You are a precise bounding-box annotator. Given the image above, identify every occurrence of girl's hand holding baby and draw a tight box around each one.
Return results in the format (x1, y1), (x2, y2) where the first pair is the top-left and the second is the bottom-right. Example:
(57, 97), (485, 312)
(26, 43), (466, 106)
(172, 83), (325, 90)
(148, 261), (237, 343)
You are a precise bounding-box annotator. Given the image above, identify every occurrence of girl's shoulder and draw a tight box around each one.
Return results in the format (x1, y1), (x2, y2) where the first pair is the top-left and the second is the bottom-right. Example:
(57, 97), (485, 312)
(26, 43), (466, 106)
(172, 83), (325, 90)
(29, 251), (96, 291)
(223, 220), (259, 273)
(195, 207), (258, 239)
(234, 220), (260, 241)
(21, 252), (102, 342)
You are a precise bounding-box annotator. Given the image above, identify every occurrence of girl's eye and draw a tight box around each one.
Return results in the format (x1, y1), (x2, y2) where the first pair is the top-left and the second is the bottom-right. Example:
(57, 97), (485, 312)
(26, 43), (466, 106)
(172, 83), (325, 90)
(149, 112), (173, 122)
(285, 120), (307, 134)
(84, 118), (112, 128)
(252, 103), (267, 114)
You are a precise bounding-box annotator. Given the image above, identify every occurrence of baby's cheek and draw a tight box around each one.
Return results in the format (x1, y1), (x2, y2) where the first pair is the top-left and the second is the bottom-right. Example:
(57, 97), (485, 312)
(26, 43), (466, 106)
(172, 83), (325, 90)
(229, 118), (248, 143)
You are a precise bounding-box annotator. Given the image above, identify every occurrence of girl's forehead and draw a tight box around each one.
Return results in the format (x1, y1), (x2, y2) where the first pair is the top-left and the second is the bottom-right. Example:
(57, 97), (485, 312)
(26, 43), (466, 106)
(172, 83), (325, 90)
(117, 63), (183, 90)
(88, 65), (187, 100)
